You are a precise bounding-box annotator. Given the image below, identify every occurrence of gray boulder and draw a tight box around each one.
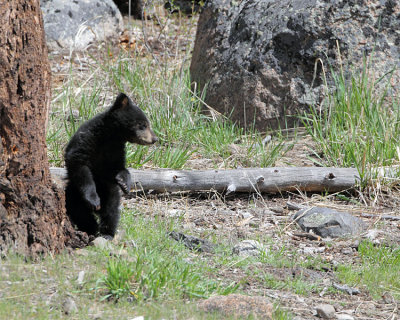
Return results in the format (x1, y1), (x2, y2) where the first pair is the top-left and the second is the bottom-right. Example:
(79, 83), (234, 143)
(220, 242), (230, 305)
(292, 207), (366, 238)
(41, 0), (124, 51)
(190, 0), (400, 130)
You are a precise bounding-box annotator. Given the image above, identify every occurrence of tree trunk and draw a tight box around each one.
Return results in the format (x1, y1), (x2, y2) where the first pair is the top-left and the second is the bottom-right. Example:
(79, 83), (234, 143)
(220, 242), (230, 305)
(0, 0), (88, 256)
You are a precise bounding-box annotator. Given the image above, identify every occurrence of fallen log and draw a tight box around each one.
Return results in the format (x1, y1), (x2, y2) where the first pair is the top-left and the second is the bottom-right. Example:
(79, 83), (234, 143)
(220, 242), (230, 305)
(50, 167), (364, 193)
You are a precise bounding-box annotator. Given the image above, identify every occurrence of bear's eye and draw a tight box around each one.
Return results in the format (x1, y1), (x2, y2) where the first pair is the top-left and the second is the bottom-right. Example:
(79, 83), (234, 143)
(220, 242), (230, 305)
(139, 124), (147, 131)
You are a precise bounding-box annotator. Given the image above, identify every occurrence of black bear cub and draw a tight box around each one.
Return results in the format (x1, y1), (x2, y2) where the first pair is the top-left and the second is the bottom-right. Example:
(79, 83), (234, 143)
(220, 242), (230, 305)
(65, 93), (158, 239)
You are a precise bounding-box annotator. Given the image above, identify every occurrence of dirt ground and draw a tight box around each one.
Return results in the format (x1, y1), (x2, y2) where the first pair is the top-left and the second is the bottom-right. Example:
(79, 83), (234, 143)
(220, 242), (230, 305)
(122, 187), (400, 319)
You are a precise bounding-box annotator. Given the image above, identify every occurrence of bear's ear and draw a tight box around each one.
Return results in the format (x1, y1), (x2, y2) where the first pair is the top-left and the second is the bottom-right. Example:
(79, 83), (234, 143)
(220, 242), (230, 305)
(111, 93), (130, 111)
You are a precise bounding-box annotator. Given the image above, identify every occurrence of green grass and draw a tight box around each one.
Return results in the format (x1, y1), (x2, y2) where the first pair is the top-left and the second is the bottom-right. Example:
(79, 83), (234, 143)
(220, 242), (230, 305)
(47, 48), (288, 169)
(337, 240), (400, 300)
(96, 210), (239, 302)
(98, 258), (135, 300)
(0, 208), (295, 319)
(262, 272), (321, 296)
(301, 57), (400, 187)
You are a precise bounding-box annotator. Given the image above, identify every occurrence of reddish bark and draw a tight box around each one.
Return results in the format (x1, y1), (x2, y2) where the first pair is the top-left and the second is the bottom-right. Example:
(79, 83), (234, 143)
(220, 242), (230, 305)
(0, 0), (88, 256)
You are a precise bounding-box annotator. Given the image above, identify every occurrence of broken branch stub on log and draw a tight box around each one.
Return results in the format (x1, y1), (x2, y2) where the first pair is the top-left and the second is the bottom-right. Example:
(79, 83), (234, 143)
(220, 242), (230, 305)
(50, 167), (361, 193)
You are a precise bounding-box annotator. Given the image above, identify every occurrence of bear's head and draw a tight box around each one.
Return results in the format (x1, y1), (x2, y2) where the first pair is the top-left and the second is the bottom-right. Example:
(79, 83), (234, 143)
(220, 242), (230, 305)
(109, 93), (158, 145)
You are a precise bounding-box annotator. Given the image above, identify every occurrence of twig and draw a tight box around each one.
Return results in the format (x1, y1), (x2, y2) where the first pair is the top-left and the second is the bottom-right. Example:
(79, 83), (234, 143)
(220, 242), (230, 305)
(286, 201), (305, 211)
(292, 232), (321, 241)
(360, 213), (400, 221)
(1, 292), (36, 300)
(332, 282), (360, 295)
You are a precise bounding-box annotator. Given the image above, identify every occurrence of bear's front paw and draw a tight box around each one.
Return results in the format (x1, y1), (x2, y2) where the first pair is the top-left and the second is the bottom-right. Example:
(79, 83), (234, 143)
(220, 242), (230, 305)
(116, 170), (132, 194)
(84, 190), (101, 211)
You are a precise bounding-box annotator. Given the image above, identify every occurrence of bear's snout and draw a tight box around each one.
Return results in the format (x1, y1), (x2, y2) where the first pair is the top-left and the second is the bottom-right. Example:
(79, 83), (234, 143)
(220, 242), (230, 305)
(137, 127), (158, 145)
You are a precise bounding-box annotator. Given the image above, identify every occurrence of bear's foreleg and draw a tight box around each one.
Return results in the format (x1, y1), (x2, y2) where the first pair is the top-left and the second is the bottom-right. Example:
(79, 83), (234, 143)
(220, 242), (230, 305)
(115, 169), (132, 194)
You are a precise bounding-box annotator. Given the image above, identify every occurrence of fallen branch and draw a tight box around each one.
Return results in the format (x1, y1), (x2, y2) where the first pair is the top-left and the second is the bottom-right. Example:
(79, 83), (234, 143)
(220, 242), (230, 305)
(360, 213), (400, 221)
(292, 232), (321, 241)
(50, 167), (363, 193)
(332, 283), (360, 295)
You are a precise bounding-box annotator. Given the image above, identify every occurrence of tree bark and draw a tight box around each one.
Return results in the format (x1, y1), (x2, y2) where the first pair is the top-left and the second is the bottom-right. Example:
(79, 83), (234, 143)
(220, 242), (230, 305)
(50, 167), (363, 194)
(0, 0), (88, 256)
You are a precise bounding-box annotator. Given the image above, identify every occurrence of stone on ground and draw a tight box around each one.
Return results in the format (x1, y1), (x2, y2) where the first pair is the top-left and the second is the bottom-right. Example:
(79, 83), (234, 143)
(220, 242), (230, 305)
(292, 207), (366, 238)
(232, 239), (267, 257)
(315, 304), (335, 319)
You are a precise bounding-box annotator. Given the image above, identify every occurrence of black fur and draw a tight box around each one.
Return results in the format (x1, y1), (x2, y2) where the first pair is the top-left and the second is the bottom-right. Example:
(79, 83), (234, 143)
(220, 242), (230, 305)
(65, 93), (157, 238)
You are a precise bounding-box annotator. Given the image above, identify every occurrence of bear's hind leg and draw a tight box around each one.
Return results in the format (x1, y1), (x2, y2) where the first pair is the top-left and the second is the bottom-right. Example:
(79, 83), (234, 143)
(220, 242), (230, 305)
(66, 184), (99, 236)
(98, 184), (121, 238)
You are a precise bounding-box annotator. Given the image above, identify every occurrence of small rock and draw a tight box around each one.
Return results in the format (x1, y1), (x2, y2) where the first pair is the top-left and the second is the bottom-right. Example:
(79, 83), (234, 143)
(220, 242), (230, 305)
(287, 201), (305, 211)
(232, 240), (266, 257)
(336, 314), (354, 320)
(66, 109), (80, 122)
(198, 294), (273, 319)
(341, 248), (353, 255)
(363, 229), (379, 240)
(90, 236), (112, 250)
(169, 231), (215, 253)
(315, 304), (335, 319)
(240, 211), (254, 219)
(167, 209), (185, 218)
(62, 297), (78, 315)
(302, 247), (314, 255)
(129, 317), (144, 320)
(362, 229), (382, 244)
(269, 206), (284, 214)
(77, 271), (85, 285)
(302, 246), (325, 255)
(262, 135), (272, 146)
(292, 207), (366, 238)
